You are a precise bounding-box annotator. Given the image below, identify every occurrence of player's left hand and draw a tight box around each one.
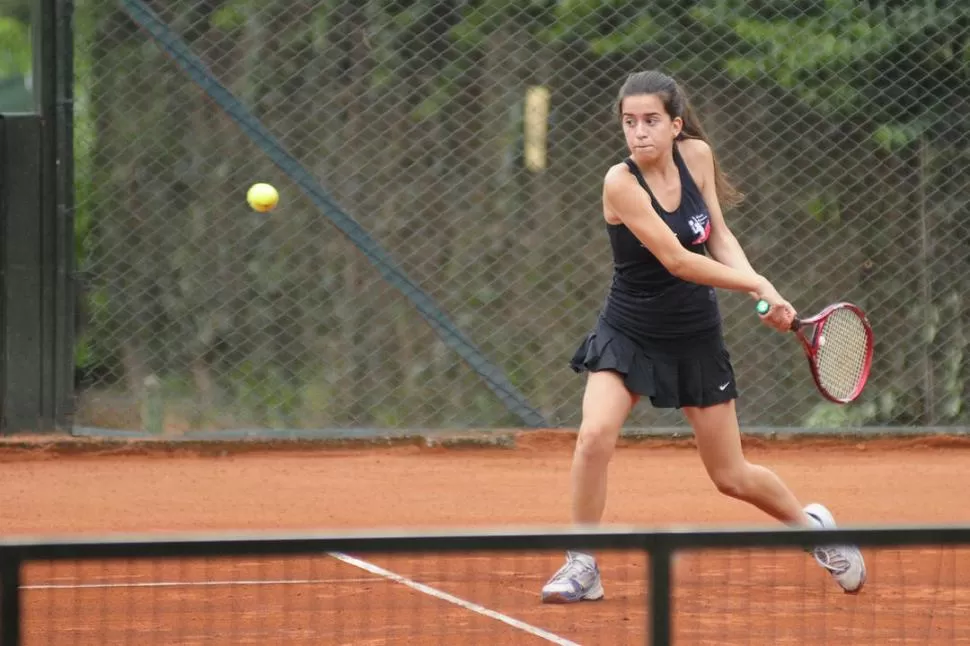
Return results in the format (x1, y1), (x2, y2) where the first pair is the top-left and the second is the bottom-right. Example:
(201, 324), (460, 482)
(753, 278), (796, 333)
(760, 301), (796, 332)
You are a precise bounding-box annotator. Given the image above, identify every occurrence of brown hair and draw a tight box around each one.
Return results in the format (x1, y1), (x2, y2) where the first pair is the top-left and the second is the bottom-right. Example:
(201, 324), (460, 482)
(616, 70), (743, 208)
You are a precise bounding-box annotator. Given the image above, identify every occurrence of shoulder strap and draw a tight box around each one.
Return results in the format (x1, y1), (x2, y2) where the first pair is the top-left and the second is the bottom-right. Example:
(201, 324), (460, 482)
(622, 158), (664, 213)
(672, 141), (702, 197)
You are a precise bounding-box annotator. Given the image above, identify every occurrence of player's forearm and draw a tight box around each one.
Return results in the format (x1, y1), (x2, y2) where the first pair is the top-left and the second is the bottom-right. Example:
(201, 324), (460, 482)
(669, 249), (763, 294)
(707, 230), (755, 274)
(707, 230), (762, 298)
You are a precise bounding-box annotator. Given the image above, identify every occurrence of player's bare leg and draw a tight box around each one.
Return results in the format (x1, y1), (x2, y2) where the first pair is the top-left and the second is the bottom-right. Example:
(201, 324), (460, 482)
(542, 371), (637, 603)
(683, 400), (807, 524)
(684, 400), (866, 593)
(570, 371), (639, 526)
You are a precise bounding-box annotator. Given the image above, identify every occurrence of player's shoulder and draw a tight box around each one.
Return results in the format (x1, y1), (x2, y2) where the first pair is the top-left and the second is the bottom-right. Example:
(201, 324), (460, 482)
(603, 161), (636, 193)
(677, 137), (716, 190)
(677, 136), (714, 166)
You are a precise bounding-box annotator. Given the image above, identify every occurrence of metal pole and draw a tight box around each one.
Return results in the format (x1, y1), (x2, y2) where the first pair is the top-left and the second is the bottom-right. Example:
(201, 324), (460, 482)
(0, 555), (21, 646)
(54, 0), (77, 429)
(648, 540), (672, 645)
(918, 134), (934, 425)
(31, 0), (76, 432)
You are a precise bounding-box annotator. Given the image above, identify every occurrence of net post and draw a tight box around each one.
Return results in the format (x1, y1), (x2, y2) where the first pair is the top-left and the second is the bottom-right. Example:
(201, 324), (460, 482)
(648, 535), (672, 646)
(0, 553), (21, 646)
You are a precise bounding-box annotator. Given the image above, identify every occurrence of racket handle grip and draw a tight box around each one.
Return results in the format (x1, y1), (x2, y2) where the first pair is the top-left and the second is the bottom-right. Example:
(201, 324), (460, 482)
(756, 299), (801, 331)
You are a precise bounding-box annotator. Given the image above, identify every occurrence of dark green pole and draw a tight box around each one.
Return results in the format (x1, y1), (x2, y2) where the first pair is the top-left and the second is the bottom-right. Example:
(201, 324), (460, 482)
(0, 553), (21, 646)
(0, 0), (75, 434)
(36, 0), (76, 432)
(52, 0), (77, 429)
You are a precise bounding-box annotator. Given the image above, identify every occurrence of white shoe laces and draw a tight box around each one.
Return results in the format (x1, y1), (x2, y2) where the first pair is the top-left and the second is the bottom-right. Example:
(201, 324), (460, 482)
(813, 546), (852, 574)
(548, 554), (595, 584)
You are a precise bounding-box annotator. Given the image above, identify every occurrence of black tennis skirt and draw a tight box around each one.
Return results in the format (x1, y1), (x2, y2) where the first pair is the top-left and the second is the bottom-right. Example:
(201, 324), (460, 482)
(569, 317), (738, 409)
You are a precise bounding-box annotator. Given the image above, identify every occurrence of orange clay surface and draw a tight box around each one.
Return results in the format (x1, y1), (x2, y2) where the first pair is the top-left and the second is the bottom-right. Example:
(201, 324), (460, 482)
(2, 431), (970, 645)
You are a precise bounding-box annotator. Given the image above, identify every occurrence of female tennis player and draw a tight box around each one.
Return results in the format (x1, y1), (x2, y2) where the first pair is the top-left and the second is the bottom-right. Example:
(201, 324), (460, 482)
(540, 70), (866, 603)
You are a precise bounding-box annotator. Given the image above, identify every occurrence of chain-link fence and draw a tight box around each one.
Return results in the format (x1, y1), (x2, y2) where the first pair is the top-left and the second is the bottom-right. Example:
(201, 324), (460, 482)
(72, 0), (970, 433)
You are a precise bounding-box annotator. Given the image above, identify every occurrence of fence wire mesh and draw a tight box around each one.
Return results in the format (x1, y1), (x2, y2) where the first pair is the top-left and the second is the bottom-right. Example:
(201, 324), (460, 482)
(72, 0), (970, 432)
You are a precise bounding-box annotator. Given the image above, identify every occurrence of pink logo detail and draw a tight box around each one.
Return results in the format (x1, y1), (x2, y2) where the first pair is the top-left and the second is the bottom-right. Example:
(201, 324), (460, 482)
(689, 213), (711, 244)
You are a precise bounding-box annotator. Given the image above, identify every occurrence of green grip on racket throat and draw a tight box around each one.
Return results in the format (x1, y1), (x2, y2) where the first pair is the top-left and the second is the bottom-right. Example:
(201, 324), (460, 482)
(756, 299), (800, 332)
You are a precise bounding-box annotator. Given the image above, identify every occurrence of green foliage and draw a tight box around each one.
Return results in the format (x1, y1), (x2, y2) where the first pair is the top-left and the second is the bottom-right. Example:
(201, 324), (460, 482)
(210, 0), (250, 32)
(229, 361), (302, 429)
(805, 399), (880, 428)
(536, 0), (660, 54)
(804, 193), (840, 224)
(0, 15), (31, 77)
(0, 0), (30, 23)
(872, 121), (931, 153)
(692, 0), (970, 149)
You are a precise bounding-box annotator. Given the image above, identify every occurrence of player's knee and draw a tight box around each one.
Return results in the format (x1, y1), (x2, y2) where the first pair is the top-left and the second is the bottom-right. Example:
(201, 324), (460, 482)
(576, 420), (619, 465)
(710, 466), (749, 499)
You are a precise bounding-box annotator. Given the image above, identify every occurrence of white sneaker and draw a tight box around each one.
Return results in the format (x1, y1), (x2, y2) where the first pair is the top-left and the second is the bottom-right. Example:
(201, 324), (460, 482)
(540, 551), (604, 603)
(804, 503), (867, 594)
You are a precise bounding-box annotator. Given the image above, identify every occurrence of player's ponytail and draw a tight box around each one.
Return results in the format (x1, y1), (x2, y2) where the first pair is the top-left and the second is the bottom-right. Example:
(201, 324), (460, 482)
(616, 71), (744, 209)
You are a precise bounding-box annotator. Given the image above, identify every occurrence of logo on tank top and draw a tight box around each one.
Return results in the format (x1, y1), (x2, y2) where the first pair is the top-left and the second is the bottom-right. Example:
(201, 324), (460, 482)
(688, 211), (711, 245)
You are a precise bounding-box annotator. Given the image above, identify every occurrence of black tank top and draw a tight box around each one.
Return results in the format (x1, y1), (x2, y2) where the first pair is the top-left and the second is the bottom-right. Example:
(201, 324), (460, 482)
(600, 144), (721, 342)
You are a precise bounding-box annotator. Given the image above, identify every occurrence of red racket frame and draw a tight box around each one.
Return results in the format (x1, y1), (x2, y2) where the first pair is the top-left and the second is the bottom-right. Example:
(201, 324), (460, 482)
(789, 302), (874, 404)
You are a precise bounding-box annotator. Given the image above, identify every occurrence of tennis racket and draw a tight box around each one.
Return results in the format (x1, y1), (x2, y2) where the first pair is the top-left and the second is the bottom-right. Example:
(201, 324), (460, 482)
(755, 299), (874, 404)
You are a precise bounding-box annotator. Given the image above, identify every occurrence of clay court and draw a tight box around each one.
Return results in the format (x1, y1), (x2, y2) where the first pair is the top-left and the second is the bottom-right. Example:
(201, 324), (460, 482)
(3, 431), (970, 644)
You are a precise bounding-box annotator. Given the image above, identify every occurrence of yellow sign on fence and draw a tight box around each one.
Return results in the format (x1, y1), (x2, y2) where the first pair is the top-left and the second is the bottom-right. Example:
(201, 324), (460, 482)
(524, 85), (550, 172)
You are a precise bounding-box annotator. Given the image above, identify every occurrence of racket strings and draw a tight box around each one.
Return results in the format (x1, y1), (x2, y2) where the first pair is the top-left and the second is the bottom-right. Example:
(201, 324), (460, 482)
(813, 308), (870, 401)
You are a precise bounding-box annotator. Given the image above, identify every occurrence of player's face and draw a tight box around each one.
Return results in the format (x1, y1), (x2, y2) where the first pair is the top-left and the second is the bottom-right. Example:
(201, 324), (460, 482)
(620, 94), (682, 164)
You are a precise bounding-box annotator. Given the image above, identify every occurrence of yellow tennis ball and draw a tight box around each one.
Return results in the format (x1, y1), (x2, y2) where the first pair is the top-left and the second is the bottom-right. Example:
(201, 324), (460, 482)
(247, 183), (279, 213)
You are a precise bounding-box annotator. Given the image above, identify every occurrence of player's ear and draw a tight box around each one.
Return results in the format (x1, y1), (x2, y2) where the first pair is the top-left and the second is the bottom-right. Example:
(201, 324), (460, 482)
(671, 116), (683, 139)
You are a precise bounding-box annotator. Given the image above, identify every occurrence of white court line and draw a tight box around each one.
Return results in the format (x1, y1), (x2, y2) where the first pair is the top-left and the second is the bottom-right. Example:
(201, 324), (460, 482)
(26, 557), (581, 645)
(23, 577), (381, 590)
(328, 552), (580, 646)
